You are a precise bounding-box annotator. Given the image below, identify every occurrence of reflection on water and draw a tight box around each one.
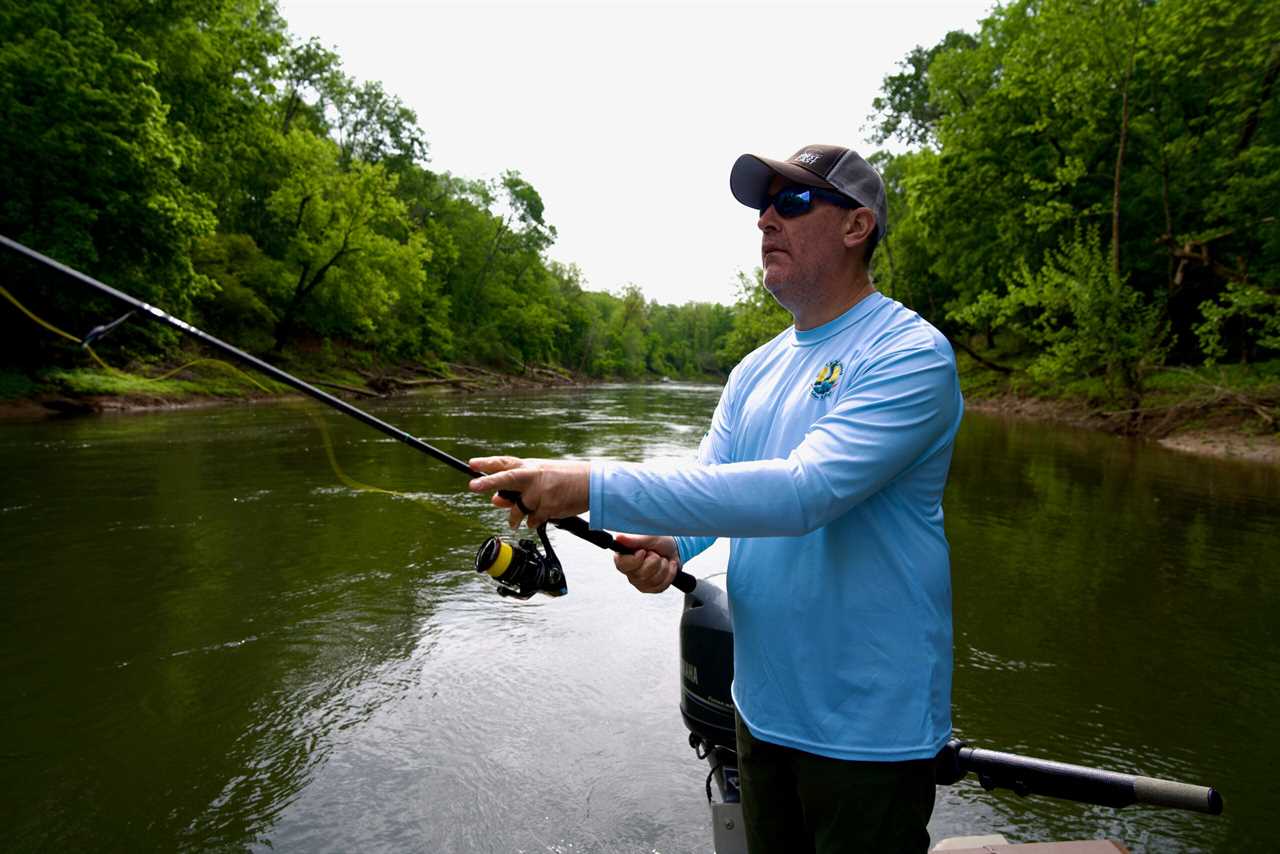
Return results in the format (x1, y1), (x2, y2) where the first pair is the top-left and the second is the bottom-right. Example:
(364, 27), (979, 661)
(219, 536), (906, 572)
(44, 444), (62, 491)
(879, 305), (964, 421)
(0, 386), (1274, 851)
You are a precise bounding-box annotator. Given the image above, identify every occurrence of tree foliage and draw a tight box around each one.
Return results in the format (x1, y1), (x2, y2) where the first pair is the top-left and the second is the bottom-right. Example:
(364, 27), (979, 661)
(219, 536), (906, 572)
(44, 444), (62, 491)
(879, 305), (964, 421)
(13, 0), (1267, 400)
(0, 0), (217, 316)
(869, 0), (1280, 401)
(0, 0), (764, 381)
(952, 227), (1166, 403)
(719, 270), (792, 366)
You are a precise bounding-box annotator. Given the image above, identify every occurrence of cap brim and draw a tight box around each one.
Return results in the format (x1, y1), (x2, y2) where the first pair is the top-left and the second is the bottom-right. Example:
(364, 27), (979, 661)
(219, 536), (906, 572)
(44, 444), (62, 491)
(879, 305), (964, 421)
(730, 154), (837, 209)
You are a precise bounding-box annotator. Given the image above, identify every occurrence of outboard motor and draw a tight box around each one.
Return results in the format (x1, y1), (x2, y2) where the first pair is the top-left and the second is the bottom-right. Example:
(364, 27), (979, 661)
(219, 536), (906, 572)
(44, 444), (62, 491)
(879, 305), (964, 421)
(679, 574), (747, 853)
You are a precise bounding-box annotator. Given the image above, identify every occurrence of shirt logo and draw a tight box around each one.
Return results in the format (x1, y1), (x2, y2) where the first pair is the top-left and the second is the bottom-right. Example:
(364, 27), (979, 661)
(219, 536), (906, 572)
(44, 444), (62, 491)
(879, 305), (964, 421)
(810, 360), (843, 400)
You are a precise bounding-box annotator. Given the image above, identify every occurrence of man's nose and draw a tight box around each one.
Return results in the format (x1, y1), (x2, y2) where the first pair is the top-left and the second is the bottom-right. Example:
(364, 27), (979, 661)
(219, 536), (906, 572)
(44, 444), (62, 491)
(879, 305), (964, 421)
(758, 203), (780, 232)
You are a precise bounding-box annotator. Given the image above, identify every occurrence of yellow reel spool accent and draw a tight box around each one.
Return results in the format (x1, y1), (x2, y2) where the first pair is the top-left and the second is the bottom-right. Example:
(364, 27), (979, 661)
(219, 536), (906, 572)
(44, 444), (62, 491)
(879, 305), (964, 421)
(487, 540), (514, 577)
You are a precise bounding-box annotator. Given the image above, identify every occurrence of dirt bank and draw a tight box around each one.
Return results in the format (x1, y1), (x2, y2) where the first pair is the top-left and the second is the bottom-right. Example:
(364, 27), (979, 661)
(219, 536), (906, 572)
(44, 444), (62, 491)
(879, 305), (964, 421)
(965, 394), (1280, 466)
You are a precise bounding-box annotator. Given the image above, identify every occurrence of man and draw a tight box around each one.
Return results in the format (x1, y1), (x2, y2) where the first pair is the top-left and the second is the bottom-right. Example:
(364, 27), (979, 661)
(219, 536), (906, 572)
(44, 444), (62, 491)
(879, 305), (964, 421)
(469, 144), (963, 852)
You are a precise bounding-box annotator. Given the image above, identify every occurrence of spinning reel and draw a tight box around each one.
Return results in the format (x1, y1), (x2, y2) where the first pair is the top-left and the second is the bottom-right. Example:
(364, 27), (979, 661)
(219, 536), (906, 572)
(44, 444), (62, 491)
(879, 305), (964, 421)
(474, 524), (567, 599)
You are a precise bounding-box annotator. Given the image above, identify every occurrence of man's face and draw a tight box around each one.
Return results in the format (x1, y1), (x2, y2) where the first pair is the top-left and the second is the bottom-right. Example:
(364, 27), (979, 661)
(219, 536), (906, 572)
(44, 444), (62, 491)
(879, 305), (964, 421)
(757, 175), (851, 312)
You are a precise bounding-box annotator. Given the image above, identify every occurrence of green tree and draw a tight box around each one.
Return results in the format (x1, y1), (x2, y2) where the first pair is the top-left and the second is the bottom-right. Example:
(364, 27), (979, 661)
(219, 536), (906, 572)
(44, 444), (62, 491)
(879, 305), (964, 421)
(870, 0), (1279, 377)
(720, 269), (792, 366)
(599, 284), (649, 378)
(868, 30), (978, 148)
(952, 226), (1167, 405)
(424, 170), (566, 367)
(265, 132), (436, 350)
(1, 0), (753, 383)
(1142, 0), (1280, 362)
(0, 0), (216, 329)
(332, 79), (427, 172)
(275, 36), (344, 137)
(189, 233), (284, 352)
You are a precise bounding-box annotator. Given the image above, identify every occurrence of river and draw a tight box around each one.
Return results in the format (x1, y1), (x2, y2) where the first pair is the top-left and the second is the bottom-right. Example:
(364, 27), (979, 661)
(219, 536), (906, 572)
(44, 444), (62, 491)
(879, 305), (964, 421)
(1, 384), (1275, 851)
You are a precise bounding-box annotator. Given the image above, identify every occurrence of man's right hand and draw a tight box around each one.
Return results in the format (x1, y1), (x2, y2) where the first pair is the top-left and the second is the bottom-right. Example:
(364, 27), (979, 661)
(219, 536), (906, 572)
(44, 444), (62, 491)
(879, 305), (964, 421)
(612, 534), (681, 594)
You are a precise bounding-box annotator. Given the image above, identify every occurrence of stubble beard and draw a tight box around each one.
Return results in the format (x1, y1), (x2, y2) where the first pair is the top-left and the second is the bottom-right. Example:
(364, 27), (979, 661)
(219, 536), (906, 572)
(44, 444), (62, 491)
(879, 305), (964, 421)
(763, 263), (815, 319)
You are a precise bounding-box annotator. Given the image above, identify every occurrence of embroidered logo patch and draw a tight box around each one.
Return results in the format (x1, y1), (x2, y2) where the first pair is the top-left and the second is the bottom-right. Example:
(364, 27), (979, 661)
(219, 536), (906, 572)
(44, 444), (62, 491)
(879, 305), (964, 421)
(810, 360), (843, 400)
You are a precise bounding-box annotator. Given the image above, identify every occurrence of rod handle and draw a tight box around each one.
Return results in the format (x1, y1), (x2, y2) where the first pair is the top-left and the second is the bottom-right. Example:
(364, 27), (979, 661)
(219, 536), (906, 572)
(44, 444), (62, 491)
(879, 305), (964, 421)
(1134, 776), (1224, 815)
(547, 511), (697, 594)
(944, 741), (1224, 815)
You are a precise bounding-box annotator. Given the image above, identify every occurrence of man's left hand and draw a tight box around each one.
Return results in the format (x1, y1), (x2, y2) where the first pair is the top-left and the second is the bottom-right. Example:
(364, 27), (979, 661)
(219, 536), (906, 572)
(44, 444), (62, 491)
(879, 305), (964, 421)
(468, 456), (590, 529)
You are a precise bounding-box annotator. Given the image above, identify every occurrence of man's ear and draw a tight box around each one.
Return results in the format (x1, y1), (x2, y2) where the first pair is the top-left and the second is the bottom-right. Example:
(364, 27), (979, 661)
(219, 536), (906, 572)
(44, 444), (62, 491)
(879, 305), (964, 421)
(842, 208), (877, 249)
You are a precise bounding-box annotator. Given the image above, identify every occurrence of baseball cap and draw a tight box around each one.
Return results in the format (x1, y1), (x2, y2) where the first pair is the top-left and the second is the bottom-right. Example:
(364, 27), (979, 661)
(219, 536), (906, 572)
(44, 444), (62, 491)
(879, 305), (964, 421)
(730, 144), (888, 239)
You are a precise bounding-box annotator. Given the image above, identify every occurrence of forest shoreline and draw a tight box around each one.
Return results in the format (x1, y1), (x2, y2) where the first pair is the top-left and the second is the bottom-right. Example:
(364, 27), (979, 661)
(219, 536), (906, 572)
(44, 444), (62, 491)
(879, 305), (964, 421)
(4, 362), (1277, 467)
(0, 358), (599, 418)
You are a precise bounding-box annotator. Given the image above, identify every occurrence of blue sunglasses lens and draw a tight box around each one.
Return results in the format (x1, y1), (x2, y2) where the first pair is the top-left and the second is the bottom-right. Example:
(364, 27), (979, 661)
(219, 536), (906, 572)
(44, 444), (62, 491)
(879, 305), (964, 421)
(772, 189), (812, 217)
(760, 188), (813, 218)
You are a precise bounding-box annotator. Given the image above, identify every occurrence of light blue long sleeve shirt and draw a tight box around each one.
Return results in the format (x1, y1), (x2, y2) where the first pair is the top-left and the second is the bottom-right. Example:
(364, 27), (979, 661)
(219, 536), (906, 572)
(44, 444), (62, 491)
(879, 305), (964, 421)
(589, 291), (963, 761)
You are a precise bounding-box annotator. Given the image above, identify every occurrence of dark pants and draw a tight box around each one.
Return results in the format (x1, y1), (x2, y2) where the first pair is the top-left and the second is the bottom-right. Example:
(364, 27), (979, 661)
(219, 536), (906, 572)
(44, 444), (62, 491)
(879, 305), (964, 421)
(735, 714), (936, 854)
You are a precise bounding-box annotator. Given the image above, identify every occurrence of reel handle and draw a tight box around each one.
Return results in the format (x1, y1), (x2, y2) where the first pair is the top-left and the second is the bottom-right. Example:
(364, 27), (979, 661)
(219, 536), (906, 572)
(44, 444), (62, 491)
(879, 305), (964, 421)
(497, 489), (697, 594)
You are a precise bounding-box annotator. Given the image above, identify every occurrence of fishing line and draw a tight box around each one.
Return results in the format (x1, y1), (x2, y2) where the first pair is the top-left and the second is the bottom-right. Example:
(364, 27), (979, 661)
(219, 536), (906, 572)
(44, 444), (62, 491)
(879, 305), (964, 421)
(1, 234), (698, 596)
(141, 356), (424, 503)
(1, 283), (114, 371)
(1, 278), (475, 528)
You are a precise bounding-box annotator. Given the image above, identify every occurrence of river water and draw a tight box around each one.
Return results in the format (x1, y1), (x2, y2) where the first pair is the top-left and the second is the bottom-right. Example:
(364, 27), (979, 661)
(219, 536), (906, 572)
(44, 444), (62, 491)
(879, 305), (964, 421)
(1, 384), (1275, 852)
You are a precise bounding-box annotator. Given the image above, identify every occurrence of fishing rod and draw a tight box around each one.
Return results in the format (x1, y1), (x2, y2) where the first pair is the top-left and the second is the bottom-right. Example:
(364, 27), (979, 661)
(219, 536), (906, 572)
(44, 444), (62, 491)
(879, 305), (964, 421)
(933, 738), (1223, 814)
(0, 234), (698, 598)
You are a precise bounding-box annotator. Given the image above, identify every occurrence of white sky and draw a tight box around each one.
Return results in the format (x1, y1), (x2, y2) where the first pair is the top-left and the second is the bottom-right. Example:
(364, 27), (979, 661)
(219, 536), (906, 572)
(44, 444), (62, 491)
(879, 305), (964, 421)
(277, 0), (993, 306)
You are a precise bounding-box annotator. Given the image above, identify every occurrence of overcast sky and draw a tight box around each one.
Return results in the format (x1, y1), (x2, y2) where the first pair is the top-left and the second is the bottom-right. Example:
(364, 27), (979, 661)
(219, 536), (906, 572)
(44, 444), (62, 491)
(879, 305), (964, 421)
(276, 0), (994, 306)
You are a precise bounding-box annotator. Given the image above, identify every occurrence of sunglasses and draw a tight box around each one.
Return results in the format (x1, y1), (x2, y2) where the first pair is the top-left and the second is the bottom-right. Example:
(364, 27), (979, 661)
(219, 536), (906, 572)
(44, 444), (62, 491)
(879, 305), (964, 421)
(759, 186), (861, 218)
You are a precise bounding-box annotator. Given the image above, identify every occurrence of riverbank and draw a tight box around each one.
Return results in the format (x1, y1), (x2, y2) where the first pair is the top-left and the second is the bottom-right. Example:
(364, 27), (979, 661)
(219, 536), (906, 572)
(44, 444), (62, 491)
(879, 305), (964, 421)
(0, 357), (591, 421)
(958, 355), (1280, 466)
(5, 353), (1277, 467)
(965, 395), (1280, 465)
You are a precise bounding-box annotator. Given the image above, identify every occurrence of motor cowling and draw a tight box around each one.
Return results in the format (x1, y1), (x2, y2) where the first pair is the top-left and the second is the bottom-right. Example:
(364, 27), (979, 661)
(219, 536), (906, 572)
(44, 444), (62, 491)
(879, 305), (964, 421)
(679, 574), (737, 752)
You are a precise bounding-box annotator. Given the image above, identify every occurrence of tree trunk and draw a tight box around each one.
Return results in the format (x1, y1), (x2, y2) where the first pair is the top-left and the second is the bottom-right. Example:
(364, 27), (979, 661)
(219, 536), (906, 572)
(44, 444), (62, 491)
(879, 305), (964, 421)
(1236, 43), (1280, 155)
(273, 245), (354, 350)
(282, 90), (301, 134)
(948, 335), (1014, 374)
(577, 324), (598, 374)
(1111, 30), (1138, 278)
(1159, 139), (1175, 293)
(273, 261), (312, 351)
(473, 216), (509, 296)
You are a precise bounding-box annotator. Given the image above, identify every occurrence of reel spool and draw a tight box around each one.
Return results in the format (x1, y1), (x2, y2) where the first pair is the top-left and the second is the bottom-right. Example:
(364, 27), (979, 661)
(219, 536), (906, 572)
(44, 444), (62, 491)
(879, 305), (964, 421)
(474, 524), (567, 599)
